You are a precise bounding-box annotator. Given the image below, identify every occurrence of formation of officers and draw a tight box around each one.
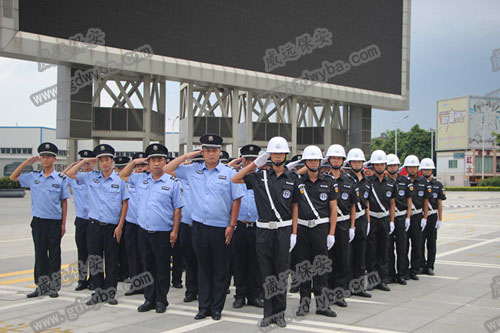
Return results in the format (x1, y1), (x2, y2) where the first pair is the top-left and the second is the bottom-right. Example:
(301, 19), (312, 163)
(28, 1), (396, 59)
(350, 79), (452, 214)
(11, 134), (446, 328)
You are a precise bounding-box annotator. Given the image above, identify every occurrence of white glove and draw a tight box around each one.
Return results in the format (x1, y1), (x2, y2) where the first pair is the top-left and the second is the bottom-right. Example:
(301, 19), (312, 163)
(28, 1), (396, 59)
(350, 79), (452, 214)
(421, 218), (427, 231)
(435, 220), (442, 230)
(389, 221), (395, 235)
(289, 234), (297, 252)
(286, 160), (301, 171)
(366, 223), (370, 236)
(254, 152), (270, 168)
(327, 235), (335, 250)
(405, 218), (410, 232)
(349, 228), (355, 243)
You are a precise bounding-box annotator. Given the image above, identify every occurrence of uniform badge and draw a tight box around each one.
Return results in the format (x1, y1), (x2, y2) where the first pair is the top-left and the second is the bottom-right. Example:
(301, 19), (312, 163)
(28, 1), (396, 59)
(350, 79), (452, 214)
(208, 136), (213, 142)
(282, 189), (291, 199)
(363, 191), (369, 199)
(100, 145), (105, 151)
(111, 184), (119, 188)
(195, 170), (203, 174)
(249, 146), (254, 151)
(399, 189), (405, 196)
(153, 145), (158, 151)
(409, 186), (414, 191)
(161, 186), (170, 190)
(143, 180), (148, 184)
(433, 193), (438, 199)
(218, 175), (226, 180)
(418, 190), (424, 197)
(34, 180), (40, 184)
(93, 178), (100, 183)
(341, 192), (349, 200)
(52, 184), (60, 188)
(386, 191), (392, 197)
(335, 187), (339, 193)
(45, 143), (50, 149)
(320, 193), (328, 201)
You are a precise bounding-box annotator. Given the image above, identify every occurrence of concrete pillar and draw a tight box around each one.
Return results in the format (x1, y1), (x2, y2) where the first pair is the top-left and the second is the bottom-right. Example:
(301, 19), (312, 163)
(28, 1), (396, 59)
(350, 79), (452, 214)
(291, 96), (297, 155)
(143, 77), (151, 151)
(231, 88), (239, 157)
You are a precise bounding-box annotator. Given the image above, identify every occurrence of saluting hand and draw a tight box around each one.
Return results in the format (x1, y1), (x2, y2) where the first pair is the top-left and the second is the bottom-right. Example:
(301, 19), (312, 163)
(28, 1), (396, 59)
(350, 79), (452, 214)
(186, 150), (201, 160)
(134, 157), (149, 165)
(84, 157), (98, 167)
(25, 156), (39, 166)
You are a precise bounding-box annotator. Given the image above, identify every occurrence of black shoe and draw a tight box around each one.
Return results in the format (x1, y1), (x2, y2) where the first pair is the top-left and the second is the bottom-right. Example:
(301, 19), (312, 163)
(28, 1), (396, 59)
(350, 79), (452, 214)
(137, 300), (155, 312)
(410, 273), (420, 281)
(296, 306), (309, 316)
(275, 316), (286, 328)
(195, 310), (210, 320)
(353, 290), (372, 298)
(211, 311), (221, 320)
(86, 293), (102, 306)
(233, 298), (245, 308)
(172, 282), (183, 289)
(26, 289), (45, 298)
(396, 277), (408, 285)
(424, 268), (435, 276)
(108, 297), (118, 305)
(416, 267), (423, 274)
(367, 285), (375, 291)
(388, 276), (397, 284)
(290, 286), (299, 293)
(247, 297), (264, 308)
(403, 275), (410, 281)
(335, 299), (347, 307)
(376, 283), (391, 292)
(260, 317), (272, 327)
(125, 287), (142, 296)
(316, 308), (337, 317)
(183, 294), (197, 303)
(49, 291), (59, 298)
(75, 282), (87, 291)
(88, 284), (96, 291)
(156, 302), (167, 313)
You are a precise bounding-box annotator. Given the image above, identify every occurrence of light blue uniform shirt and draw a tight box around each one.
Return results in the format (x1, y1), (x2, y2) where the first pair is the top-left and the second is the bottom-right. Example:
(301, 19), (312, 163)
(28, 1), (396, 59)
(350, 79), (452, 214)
(125, 180), (138, 224)
(19, 170), (70, 220)
(179, 178), (193, 225)
(67, 178), (90, 220)
(76, 171), (129, 225)
(129, 172), (184, 232)
(176, 162), (244, 228)
(237, 185), (259, 222)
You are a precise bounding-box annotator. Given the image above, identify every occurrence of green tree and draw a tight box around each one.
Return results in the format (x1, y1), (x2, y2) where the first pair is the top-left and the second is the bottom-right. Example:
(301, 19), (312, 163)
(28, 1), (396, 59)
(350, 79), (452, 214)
(371, 125), (434, 162)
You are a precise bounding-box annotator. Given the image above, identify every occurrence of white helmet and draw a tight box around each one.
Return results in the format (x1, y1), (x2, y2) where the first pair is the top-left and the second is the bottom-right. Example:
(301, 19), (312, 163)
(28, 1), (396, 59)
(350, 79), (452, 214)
(302, 145), (323, 160)
(326, 144), (346, 158)
(370, 150), (387, 164)
(346, 148), (366, 162)
(386, 154), (401, 166)
(266, 136), (290, 154)
(419, 158), (435, 170)
(403, 155), (420, 167)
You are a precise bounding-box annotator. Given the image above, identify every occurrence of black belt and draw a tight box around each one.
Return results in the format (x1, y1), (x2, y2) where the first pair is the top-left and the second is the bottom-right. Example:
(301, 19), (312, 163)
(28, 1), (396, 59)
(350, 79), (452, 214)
(90, 219), (113, 226)
(237, 220), (255, 228)
(140, 227), (169, 234)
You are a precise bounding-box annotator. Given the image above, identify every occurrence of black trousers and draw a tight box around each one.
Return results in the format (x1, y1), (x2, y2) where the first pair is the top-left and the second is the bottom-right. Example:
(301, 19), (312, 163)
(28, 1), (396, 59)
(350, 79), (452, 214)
(74, 217), (90, 284)
(233, 221), (261, 301)
(180, 222), (198, 297)
(329, 220), (350, 292)
(172, 239), (184, 285)
(256, 225), (291, 319)
(192, 221), (230, 313)
(123, 221), (142, 282)
(389, 215), (407, 279)
(421, 214), (438, 270)
(118, 228), (129, 280)
(138, 228), (172, 305)
(350, 214), (368, 282)
(366, 216), (389, 284)
(88, 221), (119, 292)
(404, 213), (423, 277)
(295, 223), (329, 302)
(31, 217), (62, 291)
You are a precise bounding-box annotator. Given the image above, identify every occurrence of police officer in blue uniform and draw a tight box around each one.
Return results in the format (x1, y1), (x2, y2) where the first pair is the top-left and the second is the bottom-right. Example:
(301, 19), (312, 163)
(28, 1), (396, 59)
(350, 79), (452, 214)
(419, 158), (446, 276)
(233, 136), (300, 328)
(165, 134), (244, 321)
(10, 142), (70, 298)
(65, 144), (129, 305)
(63, 150), (95, 291)
(120, 143), (184, 313)
(122, 152), (148, 296)
(228, 144), (264, 309)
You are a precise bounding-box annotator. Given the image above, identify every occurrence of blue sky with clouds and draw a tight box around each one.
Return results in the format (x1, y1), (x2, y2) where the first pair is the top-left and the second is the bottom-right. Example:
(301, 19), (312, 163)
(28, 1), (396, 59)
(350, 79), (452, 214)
(1, 0), (499, 137)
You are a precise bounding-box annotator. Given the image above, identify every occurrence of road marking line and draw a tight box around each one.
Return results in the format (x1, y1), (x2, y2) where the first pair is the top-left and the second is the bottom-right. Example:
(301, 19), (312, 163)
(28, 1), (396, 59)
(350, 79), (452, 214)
(0, 277), (33, 285)
(436, 260), (500, 269)
(436, 237), (500, 258)
(0, 263), (73, 279)
(287, 293), (386, 305)
(418, 275), (459, 280)
(0, 297), (54, 311)
(162, 321), (220, 333)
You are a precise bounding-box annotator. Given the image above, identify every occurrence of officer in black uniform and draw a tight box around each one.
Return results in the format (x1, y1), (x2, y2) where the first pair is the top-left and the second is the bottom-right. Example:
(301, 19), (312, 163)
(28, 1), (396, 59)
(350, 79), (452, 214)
(345, 148), (372, 298)
(232, 136), (300, 328)
(366, 150), (396, 292)
(402, 155), (430, 280)
(114, 156), (131, 282)
(325, 144), (357, 308)
(420, 158), (445, 276)
(386, 154), (413, 285)
(294, 145), (337, 318)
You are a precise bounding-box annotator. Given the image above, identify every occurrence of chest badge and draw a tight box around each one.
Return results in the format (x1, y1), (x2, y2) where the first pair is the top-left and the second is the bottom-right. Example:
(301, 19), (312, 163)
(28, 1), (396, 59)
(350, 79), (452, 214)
(320, 193), (328, 201)
(283, 189), (291, 199)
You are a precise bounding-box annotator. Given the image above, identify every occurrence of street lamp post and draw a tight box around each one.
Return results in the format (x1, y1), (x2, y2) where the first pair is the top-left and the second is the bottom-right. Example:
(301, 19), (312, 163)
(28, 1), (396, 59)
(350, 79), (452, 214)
(482, 113), (485, 180)
(395, 115), (409, 156)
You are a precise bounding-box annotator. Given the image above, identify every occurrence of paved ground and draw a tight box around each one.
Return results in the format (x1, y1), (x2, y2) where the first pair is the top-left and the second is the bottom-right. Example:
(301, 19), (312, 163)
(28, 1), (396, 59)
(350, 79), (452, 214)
(1, 191), (499, 333)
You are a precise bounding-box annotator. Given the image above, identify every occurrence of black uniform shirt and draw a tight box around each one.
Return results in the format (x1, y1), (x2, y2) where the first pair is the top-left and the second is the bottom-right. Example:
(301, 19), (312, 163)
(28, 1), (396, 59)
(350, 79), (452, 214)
(427, 178), (446, 210)
(244, 168), (300, 222)
(394, 175), (413, 211)
(368, 175), (397, 213)
(347, 171), (371, 211)
(409, 176), (432, 210)
(297, 172), (338, 220)
(331, 173), (358, 216)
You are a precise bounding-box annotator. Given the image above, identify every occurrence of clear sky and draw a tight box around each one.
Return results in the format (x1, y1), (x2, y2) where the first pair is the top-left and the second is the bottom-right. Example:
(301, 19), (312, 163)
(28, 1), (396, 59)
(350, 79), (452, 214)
(1, 0), (499, 137)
